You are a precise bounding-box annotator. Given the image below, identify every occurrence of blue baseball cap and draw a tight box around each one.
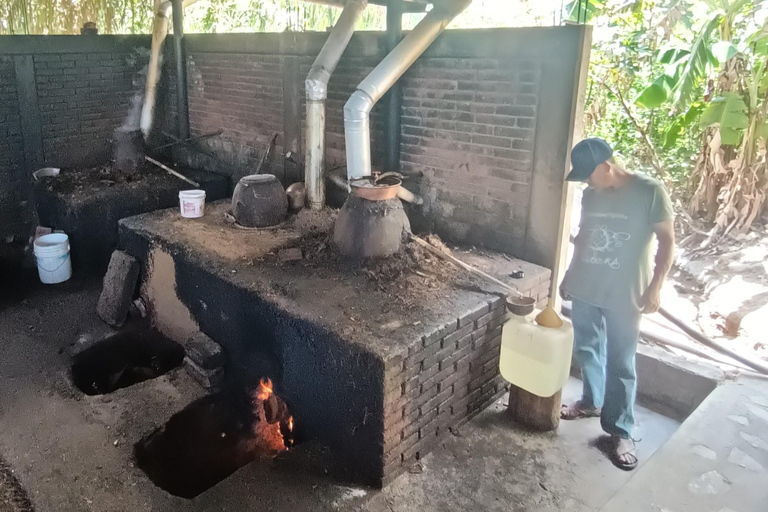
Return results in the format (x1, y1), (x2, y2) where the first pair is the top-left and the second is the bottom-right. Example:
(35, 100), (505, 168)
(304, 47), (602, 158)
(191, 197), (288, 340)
(566, 138), (613, 182)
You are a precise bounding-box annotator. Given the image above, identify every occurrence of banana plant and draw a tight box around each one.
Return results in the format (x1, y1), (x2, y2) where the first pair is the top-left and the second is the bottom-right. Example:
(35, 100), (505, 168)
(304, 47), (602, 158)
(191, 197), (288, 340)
(634, 0), (757, 148)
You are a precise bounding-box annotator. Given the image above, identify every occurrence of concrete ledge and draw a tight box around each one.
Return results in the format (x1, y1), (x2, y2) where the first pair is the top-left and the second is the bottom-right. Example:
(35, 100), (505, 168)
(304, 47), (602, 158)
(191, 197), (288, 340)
(635, 344), (723, 421)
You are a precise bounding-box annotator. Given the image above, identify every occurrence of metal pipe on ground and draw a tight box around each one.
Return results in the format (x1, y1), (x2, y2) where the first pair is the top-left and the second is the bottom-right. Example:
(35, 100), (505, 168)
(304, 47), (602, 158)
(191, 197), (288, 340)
(344, 0), (473, 180)
(305, 0), (368, 210)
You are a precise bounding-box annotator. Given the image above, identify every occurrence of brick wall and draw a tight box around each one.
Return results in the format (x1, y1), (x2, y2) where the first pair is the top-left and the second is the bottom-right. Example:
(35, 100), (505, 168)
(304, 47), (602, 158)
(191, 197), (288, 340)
(378, 268), (548, 485)
(0, 36), (151, 239)
(0, 57), (28, 238)
(401, 57), (540, 254)
(186, 51), (284, 181)
(175, 27), (589, 268)
(35, 50), (147, 168)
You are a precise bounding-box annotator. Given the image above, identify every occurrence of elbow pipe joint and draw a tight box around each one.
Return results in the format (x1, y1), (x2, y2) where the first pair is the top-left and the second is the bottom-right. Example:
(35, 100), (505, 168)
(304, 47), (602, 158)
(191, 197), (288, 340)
(344, 90), (374, 120)
(306, 78), (329, 102)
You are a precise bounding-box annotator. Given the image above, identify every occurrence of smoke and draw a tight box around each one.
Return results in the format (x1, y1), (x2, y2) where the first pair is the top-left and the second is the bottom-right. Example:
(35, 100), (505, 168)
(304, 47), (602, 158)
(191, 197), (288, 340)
(122, 92), (144, 130)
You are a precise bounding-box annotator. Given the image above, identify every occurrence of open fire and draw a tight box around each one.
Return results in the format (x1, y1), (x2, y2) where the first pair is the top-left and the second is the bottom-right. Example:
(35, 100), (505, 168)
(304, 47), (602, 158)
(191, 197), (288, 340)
(134, 378), (294, 499)
(249, 378), (294, 455)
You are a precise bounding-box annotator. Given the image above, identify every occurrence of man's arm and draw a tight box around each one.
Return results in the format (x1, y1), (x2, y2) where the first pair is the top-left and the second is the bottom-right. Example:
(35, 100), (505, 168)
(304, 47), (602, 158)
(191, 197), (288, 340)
(642, 219), (675, 314)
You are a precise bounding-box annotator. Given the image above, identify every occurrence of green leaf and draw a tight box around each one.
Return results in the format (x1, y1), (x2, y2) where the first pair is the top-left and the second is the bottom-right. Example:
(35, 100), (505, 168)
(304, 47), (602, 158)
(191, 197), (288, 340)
(663, 102), (705, 148)
(564, 0), (605, 23)
(673, 14), (723, 108)
(700, 93), (749, 145)
(636, 83), (667, 108)
(635, 75), (676, 108)
(711, 41), (738, 63)
(658, 47), (690, 64)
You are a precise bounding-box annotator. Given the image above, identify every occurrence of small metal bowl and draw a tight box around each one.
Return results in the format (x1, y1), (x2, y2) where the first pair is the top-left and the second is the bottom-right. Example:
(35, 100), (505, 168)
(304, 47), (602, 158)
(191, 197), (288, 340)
(506, 295), (536, 316)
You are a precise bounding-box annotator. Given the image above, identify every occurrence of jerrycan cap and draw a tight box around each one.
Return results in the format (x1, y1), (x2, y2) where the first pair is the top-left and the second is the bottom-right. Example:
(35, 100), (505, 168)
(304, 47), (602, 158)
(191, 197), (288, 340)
(535, 304), (564, 328)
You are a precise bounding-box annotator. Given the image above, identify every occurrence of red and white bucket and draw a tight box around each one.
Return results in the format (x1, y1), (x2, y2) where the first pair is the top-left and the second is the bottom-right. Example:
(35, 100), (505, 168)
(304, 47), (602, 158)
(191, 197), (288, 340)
(179, 189), (206, 218)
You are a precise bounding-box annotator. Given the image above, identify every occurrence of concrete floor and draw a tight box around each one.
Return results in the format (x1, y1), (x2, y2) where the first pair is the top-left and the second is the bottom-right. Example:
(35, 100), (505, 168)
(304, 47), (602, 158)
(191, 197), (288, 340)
(0, 275), (682, 511)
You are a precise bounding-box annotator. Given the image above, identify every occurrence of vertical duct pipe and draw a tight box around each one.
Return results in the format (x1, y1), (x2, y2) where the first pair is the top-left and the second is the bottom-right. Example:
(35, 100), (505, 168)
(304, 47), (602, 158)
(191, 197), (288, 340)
(305, 0), (368, 210)
(344, 0), (471, 180)
(171, 0), (189, 140)
(384, 0), (403, 172)
(140, 0), (199, 139)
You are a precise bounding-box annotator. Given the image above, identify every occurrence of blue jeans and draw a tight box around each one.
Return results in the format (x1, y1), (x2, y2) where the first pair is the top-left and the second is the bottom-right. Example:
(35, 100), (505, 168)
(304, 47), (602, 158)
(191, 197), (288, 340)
(571, 298), (642, 439)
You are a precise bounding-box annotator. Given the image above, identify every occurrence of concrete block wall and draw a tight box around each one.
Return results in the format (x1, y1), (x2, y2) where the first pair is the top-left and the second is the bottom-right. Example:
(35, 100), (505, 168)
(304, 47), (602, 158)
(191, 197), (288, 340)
(0, 56), (28, 238)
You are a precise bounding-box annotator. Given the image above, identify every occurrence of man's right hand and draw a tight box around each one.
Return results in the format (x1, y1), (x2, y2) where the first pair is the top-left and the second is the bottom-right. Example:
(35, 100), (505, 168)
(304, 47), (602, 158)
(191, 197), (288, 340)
(559, 283), (571, 301)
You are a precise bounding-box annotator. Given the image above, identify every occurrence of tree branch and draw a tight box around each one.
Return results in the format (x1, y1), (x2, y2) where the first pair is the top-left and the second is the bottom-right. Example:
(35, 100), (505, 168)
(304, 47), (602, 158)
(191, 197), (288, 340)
(602, 81), (667, 180)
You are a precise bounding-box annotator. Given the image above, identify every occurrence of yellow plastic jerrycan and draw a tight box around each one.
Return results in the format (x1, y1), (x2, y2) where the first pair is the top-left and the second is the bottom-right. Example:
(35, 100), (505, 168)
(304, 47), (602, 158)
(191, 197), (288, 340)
(499, 305), (574, 397)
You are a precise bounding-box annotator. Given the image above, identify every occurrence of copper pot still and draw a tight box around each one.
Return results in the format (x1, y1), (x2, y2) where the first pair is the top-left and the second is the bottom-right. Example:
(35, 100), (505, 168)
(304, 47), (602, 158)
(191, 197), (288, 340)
(349, 175), (402, 201)
(232, 174), (288, 228)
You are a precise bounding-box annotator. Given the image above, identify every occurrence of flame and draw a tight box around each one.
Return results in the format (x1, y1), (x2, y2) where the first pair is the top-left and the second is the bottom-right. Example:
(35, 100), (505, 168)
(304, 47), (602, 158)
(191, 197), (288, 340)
(256, 378), (273, 401)
(249, 378), (291, 456)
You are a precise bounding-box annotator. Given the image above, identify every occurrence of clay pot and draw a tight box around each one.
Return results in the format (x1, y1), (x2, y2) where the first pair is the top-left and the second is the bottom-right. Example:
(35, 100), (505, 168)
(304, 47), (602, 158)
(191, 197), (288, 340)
(232, 174), (288, 228)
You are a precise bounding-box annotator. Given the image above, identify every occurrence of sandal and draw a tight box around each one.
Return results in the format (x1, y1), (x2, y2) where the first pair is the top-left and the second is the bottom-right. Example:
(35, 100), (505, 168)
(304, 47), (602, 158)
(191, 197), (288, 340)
(560, 401), (601, 420)
(611, 436), (638, 471)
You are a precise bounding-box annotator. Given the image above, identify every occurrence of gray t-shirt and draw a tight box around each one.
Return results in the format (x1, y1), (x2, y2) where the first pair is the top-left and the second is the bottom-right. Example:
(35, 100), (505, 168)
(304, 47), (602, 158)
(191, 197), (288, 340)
(561, 173), (673, 310)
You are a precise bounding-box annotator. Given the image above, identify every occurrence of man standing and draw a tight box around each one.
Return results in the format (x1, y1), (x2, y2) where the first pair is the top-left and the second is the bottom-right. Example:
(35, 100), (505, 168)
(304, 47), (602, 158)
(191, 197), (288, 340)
(559, 138), (674, 471)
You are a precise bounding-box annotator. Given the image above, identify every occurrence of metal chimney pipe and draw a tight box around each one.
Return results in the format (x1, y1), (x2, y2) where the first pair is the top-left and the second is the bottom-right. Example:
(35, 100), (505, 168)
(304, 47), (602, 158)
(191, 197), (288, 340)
(305, 0), (368, 210)
(344, 0), (471, 180)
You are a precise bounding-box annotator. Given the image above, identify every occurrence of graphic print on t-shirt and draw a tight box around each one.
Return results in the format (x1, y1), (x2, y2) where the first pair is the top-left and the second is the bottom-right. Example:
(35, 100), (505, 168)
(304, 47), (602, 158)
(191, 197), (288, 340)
(582, 215), (631, 270)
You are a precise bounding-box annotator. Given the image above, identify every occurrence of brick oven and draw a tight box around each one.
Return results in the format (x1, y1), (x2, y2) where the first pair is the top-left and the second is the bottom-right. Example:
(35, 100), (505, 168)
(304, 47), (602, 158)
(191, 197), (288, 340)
(119, 201), (550, 486)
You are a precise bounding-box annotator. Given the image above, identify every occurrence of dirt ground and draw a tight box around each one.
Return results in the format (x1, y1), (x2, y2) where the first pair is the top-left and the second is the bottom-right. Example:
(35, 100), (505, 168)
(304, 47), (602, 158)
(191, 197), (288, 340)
(0, 456), (33, 512)
(0, 274), (680, 511)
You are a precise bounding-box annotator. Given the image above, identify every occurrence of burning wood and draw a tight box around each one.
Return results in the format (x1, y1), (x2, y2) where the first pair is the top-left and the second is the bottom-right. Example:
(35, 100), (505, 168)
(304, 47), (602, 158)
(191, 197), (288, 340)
(247, 378), (294, 456)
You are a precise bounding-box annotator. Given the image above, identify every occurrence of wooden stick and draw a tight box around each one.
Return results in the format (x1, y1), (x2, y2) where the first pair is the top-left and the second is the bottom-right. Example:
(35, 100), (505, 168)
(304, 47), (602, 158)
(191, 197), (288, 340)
(145, 156), (200, 188)
(408, 234), (523, 297)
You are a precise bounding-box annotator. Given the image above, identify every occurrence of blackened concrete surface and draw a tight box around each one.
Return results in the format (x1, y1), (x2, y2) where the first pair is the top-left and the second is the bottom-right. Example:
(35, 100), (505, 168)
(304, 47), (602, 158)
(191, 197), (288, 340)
(34, 167), (228, 275)
(0, 275), (680, 512)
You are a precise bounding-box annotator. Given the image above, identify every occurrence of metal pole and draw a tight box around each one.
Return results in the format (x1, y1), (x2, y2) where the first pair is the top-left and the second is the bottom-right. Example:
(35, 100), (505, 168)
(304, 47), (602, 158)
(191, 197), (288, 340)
(385, 0), (403, 172)
(171, 0), (190, 140)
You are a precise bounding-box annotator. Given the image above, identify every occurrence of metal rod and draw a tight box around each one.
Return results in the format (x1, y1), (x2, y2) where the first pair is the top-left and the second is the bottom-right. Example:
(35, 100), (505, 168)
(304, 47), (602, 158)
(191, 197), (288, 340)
(171, 0), (189, 140)
(145, 156), (200, 187)
(152, 130), (222, 151)
(385, 0), (403, 172)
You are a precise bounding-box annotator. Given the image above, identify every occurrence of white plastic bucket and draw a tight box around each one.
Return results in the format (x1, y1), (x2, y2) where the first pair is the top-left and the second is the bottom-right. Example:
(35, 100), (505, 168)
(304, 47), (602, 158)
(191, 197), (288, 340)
(34, 233), (72, 284)
(179, 189), (206, 218)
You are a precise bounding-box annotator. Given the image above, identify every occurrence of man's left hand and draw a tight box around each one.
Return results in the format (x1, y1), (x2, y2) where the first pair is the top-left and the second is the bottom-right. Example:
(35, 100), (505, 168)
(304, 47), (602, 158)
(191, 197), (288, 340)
(642, 283), (662, 314)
